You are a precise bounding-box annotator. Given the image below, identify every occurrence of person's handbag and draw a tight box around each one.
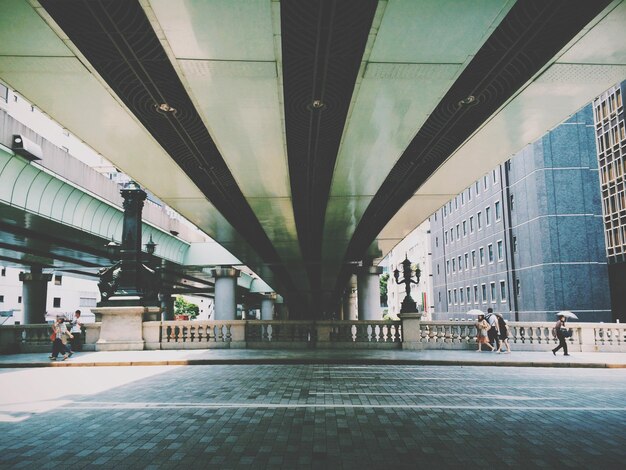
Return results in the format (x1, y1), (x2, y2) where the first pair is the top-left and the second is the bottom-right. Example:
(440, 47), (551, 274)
(50, 331), (56, 341)
(560, 328), (572, 338)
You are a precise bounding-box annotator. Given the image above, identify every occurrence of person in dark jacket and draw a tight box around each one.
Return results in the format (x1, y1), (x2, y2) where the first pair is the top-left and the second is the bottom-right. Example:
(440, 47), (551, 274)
(552, 315), (570, 356)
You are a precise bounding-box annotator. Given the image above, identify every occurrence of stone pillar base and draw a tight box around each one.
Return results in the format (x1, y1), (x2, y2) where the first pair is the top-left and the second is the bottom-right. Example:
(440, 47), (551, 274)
(400, 312), (423, 350)
(92, 306), (160, 351)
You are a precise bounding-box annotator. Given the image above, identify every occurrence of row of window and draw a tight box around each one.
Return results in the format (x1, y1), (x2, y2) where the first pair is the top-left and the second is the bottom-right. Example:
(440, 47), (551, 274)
(436, 201), (502, 247)
(594, 88), (622, 123)
(438, 240), (505, 276)
(0, 295), (66, 308)
(597, 121), (626, 154)
(446, 280), (508, 306)
(435, 170), (500, 220)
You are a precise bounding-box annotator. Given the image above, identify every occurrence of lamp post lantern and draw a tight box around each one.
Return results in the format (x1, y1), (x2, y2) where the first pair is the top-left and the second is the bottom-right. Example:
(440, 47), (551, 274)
(393, 256), (421, 314)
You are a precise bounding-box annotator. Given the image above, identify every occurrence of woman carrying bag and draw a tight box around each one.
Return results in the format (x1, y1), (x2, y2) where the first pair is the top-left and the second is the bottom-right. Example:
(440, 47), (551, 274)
(49, 316), (73, 361)
(475, 313), (494, 352)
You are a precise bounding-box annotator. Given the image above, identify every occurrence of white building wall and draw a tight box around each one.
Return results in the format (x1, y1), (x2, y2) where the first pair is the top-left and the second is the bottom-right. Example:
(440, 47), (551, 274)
(0, 267), (99, 324)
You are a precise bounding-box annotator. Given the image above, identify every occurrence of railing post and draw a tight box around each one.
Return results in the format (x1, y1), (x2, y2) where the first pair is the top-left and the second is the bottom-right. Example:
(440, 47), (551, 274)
(579, 325), (596, 352)
(400, 312), (423, 350)
(230, 321), (246, 349)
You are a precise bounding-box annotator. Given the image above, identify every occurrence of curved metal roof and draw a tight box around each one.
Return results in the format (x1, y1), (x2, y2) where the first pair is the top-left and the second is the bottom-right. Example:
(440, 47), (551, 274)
(1, 0), (625, 317)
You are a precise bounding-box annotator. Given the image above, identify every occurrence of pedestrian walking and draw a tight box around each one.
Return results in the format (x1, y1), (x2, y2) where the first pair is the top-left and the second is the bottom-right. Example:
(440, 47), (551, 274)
(49, 316), (73, 361)
(496, 313), (511, 354)
(484, 308), (501, 352)
(552, 315), (570, 356)
(475, 313), (494, 352)
(70, 310), (83, 352)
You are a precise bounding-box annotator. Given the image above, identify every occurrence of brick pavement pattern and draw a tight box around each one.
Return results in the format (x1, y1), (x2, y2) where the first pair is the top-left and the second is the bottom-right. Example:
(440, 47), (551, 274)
(1, 365), (625, 469)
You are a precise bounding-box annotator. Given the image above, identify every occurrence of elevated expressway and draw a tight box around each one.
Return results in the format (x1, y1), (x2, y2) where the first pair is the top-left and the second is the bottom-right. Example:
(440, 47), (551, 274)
(0, 111), (273, 302)
(1, 0), (625, 317)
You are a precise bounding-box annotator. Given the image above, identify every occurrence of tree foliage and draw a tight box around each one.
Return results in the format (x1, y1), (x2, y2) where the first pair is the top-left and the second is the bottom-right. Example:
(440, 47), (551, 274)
(380, 273), (389, 306)
(174, 296), (199, 319)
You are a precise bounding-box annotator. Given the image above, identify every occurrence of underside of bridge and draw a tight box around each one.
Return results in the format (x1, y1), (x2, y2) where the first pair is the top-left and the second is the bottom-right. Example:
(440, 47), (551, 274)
(1, 0), (626, 318)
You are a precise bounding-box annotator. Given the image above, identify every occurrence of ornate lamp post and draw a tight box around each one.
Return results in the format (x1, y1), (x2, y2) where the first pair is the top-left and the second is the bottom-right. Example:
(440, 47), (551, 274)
(97, 181), (160, 306)
(393, 256), (421, 314)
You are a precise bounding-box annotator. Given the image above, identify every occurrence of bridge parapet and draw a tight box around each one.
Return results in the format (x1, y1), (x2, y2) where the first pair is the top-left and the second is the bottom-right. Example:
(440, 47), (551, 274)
(2, 321), (625, 353)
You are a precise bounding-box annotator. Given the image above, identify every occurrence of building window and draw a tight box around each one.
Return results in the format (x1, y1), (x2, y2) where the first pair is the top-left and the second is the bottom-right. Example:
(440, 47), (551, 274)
(488, 244), (494, 263)
(18, 296), (22, 304)
(0, 295), (4, 303)
(446, 260), (450, 274)
(460, 288), (465, 304)
(437, 264), (440, 275)
(453, 289), (458, 304)
(500, 281), (507, 302)
(466, 286), (471, 304)
(54, 275), (62, 286)
(458, 255), (462, 271)
(475, 181), (480, 196)
(0, 83), (8, 102)
(461, 192), (465, 205)
(471, 250), (476, 268)
(438, 292), (441, 302)
(455, 197), (458, 210)
(444, 232), (448, 245)
(435, 237), (439, 248)
(513, 236), (518, 253)
(79, 297), (97, 307)
(452, 258), (456, 273)
(469, 216), (474, 233)
(497, 240), (503, 261)
(462, 220), (467, 237)
(483, 175), (488, 190)
(456, 224), (460, 240)
(467, 188), (472, 201)
(479, 247), (485, 266)
(450, 229), (454, 244)
(490, 282), (496, 303)
(444, 205), (447, 217)
(448, 290), (452, 304)
(516, 279), (521, 297)
(1, 267), (5, 277)
(495, 201), (501, 221)
(53, 297), (61, 308)
(510, 194), (515, 211)
(473, 285), (479, 304)
(434, 212), (437, 221)
(481, 284), (487, 303)
(492, 169), (498, 185)
(485, 206), (491, 226)
(477, 211), (482, 230)
(464, 253), (469, 270)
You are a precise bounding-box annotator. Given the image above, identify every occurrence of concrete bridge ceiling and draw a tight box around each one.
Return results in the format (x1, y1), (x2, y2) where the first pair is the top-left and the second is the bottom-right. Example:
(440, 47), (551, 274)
(1, 0), (625, 317)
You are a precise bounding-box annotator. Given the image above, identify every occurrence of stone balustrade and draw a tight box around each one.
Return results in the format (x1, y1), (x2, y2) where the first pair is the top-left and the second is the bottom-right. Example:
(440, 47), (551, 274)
(0, 320), (624, 353)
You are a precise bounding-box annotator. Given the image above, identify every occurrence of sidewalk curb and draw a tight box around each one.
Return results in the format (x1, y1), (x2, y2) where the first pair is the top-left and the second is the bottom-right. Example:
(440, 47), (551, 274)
(1, 358), (625, 368)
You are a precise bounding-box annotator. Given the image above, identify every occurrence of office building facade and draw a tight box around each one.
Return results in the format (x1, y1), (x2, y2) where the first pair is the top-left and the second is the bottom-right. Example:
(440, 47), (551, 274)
(593, 82), (626, 321)
(431, 105), (611, 322)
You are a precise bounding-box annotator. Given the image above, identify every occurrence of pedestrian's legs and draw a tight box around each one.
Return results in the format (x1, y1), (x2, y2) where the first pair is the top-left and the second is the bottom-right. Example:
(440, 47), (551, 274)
(51, 339), (64, 358)
(562, 337), (568, 355)
(71, 333), (82, 352)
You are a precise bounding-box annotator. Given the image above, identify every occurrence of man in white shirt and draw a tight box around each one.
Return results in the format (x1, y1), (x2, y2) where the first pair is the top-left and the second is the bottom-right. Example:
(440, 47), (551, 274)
(70, 310), (83, 352)
(484, 308), (500, 352)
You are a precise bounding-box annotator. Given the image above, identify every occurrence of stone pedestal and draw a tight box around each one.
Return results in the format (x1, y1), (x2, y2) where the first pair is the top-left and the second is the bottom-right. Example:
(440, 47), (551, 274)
(357, 266), (382, 320)
(92, 305), (160, 351)
(400, 312), (423, 350)
(19, 267), (52, 324)
(212, 267), (240, 320)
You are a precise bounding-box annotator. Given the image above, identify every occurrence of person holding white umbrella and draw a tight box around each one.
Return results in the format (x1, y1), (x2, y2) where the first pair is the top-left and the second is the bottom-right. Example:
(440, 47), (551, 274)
(551, 311), (577, 356)
(467, 309), (494, 352)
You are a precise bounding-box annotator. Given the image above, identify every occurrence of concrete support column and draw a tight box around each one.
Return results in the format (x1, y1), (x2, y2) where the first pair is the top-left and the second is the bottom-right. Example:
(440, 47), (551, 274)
(212, 267), (240, 321)
(160, 293), (175, 321)
(357, 265), (383, 321)
(343, 274), (358, 320)
(19, 267), (52, 324)
(261, 293), (276, 320)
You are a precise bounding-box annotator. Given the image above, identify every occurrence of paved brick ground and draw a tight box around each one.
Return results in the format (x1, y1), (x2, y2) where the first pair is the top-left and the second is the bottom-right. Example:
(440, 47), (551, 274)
(1, 365), (625, 469)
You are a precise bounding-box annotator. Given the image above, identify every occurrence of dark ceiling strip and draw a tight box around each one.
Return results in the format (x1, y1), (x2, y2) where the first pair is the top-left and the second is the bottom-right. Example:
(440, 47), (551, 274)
(332, 0), (613, 308)
(281, 0), (378, 299)
(40, 0), (298, 298)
